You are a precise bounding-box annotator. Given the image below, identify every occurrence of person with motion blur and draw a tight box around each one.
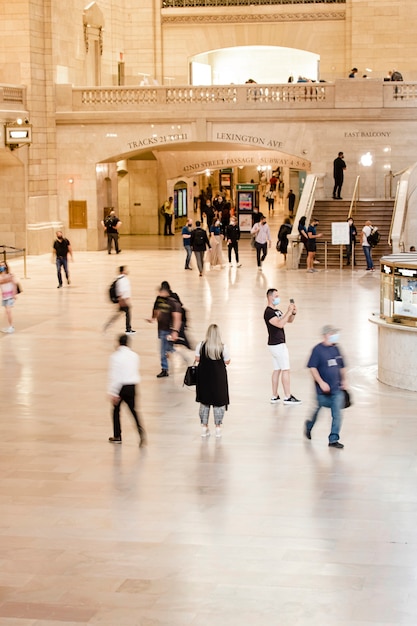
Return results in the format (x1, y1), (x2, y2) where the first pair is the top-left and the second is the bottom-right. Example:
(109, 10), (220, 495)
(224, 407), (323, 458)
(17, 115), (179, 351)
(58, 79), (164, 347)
(0, 261), (18, 333)
(107, 334), (147, 447)
(53, 230), (73, 288)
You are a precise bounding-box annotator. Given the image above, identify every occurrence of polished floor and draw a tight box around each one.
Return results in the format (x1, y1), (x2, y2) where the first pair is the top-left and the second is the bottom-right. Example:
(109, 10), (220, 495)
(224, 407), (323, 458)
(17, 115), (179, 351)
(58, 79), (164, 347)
(2, 206), (417, 626)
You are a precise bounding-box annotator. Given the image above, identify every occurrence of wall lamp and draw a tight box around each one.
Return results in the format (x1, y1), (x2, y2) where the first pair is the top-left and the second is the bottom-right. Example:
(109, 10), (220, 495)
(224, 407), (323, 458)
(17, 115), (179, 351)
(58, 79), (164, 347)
(5, 118), (32, 151)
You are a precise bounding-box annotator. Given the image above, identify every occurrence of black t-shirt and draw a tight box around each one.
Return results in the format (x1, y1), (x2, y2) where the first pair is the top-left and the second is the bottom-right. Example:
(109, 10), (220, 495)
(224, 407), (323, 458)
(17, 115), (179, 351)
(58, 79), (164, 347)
(264, 306), (285, 345)
(105, 216), (120, 234)
(153, 295), (182, 331)
(53, 238), (70, 257)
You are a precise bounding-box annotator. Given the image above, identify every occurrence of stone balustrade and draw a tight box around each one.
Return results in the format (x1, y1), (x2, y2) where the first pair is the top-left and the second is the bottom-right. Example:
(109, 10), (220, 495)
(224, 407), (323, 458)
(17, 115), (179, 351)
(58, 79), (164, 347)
(0, 85), (26, 112)
(61, 81), (417, 113)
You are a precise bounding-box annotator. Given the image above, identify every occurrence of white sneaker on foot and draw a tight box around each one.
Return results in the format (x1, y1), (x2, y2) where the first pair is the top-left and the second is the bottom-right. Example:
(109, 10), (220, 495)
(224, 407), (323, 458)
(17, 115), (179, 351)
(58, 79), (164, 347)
(201, 426), (210, 438)
(270, 396), (280, 404)
(215, 426), (222, 438)
(2, 326), (14, 333)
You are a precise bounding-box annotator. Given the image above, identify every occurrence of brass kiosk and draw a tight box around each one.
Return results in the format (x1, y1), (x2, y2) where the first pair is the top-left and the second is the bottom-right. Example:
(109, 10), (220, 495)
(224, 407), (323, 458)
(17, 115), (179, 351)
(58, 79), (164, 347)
(370, 253), (417, 391)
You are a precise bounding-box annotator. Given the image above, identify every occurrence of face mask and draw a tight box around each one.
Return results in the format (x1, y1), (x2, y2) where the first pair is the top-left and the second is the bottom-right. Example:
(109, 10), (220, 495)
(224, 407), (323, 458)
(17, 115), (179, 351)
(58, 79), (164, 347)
(273, 297), (280, 306)
(0, 267), (5, 273)
(329, 333), (339, 344)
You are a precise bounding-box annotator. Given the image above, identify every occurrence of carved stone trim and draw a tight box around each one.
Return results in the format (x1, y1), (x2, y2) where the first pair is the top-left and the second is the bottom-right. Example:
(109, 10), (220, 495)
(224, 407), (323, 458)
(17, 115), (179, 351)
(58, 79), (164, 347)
(162, 10), (345, 22)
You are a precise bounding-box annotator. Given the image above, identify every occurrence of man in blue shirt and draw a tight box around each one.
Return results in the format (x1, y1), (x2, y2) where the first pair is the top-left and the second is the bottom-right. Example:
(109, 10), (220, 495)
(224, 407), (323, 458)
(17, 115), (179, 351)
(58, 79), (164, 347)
(305, 324), (347, 448)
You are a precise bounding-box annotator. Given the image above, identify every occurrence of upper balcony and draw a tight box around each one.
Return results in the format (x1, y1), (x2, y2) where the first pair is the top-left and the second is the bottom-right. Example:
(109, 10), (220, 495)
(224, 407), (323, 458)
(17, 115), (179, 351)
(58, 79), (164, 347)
(54, 80), (417, 125)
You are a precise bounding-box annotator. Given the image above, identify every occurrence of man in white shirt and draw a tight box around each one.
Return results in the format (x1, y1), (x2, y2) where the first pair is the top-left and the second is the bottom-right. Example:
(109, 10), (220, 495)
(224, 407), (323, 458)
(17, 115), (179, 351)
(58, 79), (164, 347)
(107, 334), (147, 446)
(251, 214), (271, 270)
(362, 220), (376, 271)
(103, 266), (136, 334)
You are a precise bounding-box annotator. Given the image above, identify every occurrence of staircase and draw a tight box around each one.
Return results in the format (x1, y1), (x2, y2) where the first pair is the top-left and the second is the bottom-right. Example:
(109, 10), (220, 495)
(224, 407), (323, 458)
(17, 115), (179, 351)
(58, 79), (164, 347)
(299, 199), (394, 269)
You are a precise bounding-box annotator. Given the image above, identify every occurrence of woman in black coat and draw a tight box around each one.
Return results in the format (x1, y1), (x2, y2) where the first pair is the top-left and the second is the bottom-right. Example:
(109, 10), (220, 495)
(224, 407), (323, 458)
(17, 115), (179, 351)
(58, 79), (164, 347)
(277, 218), (292, 261)
(195, 324), (230, 439)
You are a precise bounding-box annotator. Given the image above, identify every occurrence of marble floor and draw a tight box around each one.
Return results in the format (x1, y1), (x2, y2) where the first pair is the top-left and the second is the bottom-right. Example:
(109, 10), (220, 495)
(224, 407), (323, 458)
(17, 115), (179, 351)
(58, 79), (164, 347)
(1, 210), (417, 626)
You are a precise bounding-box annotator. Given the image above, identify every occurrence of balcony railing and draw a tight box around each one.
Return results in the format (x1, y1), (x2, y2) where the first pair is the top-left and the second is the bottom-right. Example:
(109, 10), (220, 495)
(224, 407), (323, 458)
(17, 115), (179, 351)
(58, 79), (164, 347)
(0, 85), (26, 108)
(162, 0), (345, 7)
(64, 82), (417, 112)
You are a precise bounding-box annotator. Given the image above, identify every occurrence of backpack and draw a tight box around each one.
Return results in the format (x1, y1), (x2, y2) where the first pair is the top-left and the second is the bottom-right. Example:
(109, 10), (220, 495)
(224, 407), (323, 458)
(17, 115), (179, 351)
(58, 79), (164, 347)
(109, 277), (121, 303)
(193, 230), (206, 248)
(367, 229), (381, 248)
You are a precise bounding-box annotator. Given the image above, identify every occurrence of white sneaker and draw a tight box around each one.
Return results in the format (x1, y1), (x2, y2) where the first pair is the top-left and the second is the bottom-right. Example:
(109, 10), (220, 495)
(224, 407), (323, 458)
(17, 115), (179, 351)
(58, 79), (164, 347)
(201, 426), (210, 438)
(2, 326), (14, 333)
(270, 396), (280, 404)
(215, 426), (222, 438)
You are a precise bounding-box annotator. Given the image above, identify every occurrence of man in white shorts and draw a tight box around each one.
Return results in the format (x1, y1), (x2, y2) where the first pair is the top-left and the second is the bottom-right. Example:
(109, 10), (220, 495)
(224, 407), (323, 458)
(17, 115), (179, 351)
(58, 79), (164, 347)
(263, 288), (301, 405)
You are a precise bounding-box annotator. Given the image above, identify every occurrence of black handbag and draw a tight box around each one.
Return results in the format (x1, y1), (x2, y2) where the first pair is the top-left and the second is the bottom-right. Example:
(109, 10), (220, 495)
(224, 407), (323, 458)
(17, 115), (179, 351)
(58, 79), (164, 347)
(183, 365), (197, 387)
(342, 389), (352, 409)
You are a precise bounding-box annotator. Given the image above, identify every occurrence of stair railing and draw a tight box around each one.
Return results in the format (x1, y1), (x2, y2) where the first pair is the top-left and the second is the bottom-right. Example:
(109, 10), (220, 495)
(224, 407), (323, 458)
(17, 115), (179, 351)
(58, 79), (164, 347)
(389, 173), (409, 254)
(347, 176), (360, 220)
(385, 167), (408, 199)
(287, 174), (317, 269)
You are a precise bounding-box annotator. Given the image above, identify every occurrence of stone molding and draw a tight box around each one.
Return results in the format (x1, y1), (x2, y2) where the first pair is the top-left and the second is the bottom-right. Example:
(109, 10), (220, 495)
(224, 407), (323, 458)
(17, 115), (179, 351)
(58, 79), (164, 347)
(162, 10), (345, 22)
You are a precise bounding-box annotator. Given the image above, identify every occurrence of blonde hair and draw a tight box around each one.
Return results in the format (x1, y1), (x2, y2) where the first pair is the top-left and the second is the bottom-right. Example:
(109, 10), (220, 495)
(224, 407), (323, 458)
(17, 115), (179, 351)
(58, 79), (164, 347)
(204, 323), (224, 360)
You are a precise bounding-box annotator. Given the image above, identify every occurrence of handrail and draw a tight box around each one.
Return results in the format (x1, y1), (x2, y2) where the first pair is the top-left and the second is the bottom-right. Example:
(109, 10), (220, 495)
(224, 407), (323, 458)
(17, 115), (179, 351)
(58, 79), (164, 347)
(385, 167), (408, 199)
(388, 180), (401, 247)
(347, 175), (360, 220)
(287, 173), (317, 269)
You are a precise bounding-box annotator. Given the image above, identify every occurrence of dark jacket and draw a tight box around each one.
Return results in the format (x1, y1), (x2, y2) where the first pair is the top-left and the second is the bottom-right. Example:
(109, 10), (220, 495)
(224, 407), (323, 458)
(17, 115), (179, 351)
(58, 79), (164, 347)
(226, 223), (240, 244)
(196, 343), (229, 408)
(190, 227), (210, 252)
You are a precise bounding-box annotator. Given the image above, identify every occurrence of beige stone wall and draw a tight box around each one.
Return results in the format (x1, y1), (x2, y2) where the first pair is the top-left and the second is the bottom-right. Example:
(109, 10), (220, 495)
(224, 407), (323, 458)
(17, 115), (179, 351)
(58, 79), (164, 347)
(348, 0), (417, 81)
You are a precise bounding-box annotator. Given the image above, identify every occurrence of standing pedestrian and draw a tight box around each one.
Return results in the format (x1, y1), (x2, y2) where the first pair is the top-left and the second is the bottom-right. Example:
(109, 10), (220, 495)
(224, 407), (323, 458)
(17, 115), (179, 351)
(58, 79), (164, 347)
(107, 334), (147, 447)
(251, 214), (271, 271)
(226, 216), (241, 267)
(53, 230), (73, 288)
(306, 217), (322, 273)
(195, 324), (230, 439)
(264, 288), (301, 405)
(103, 266), (136, 335)
(277, 218), (292, 262)
(163, 196), (174, 236)
(287, 189), (296, 216)
(346, 217), (357, 266)
(0, 261), (18, 333)
(190, 220), (211, 277)
(333, 152), (346, 199)
(147, 281), (183, 378)
(362, 220), (376, 271)
(182, 218), (193, 270)
(305, 325), (347, 449)
(101, 209), (121, 254)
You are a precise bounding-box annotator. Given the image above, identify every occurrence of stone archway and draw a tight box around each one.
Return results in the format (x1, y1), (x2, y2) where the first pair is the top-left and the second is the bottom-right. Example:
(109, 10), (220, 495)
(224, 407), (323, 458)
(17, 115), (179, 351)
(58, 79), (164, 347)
(96, 142), (310, 237)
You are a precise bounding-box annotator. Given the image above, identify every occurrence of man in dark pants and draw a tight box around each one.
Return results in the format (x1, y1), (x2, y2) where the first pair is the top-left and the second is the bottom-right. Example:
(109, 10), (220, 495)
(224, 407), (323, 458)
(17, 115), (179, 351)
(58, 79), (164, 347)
(226, 216), (242, 267)
(305, 324), (347, 449)
(333, 152), (346, 199)
(101, 209), (121, 254)
(53, 230), (73, 288)
(287, 189), (296, 216)
(190, 220), (211, 277)
(107, 334), (147, 447)
(103, 266), (136, 335)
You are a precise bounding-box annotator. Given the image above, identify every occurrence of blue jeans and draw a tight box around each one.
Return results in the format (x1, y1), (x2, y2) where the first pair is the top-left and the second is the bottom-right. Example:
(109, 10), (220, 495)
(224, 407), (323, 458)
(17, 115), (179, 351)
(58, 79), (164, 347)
(184, 245), (192, 268)
(158, 329), (174, 370)
(56, 256), (69, 286)
(362, 245), (373, 269)
(306, 390), (343, 443)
